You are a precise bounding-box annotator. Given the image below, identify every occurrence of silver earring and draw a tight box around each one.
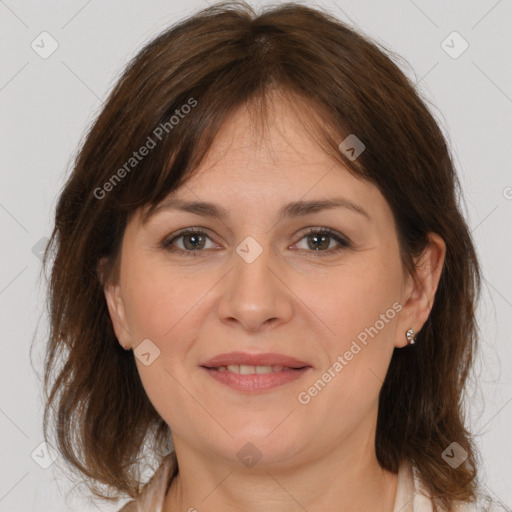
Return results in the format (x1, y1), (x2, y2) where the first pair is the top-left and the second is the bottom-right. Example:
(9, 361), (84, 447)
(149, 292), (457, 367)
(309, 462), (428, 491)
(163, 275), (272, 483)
(406, 328), (416, 344)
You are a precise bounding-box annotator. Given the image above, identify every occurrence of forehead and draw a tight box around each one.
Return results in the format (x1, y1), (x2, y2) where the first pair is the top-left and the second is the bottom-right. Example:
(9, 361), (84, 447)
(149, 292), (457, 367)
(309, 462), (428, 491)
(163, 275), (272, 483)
(135, 95), (389, 230)
(193, 96), (335, 176)
(168, 98), (361, 199)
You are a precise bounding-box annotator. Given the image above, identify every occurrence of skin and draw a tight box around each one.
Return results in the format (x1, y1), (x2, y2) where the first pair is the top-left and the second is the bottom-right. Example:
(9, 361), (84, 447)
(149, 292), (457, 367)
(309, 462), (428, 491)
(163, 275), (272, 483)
(104, 95), (446, 512)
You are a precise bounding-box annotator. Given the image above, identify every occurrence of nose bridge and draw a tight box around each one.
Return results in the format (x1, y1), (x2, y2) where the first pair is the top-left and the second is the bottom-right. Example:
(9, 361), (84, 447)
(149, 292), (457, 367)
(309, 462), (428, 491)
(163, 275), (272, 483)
(217, 234), (292, 330)
(232, 234), (277, 304)
(235, 235), (273, 288)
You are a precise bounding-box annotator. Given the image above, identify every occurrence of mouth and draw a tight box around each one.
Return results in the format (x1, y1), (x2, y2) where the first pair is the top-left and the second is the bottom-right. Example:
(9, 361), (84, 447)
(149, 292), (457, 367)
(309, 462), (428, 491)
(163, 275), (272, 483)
(200, 351), (311, 369)
(206, 364), (307, 374)
(199, 352), (312, 392)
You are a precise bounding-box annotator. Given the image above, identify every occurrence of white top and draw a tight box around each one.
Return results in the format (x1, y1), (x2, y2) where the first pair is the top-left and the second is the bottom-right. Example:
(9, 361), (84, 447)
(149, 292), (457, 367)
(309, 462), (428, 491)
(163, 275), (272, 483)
(117, 454), (509, 512)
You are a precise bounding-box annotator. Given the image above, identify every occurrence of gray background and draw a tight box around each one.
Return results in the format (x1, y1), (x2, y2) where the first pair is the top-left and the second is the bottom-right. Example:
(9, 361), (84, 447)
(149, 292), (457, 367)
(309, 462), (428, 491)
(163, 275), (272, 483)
(0, 0), (511, 510)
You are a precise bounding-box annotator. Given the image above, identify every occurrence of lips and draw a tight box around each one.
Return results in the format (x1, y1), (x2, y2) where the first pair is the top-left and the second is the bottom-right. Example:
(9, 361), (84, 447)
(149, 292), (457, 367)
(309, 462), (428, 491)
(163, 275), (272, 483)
(200, 351), (311, 370)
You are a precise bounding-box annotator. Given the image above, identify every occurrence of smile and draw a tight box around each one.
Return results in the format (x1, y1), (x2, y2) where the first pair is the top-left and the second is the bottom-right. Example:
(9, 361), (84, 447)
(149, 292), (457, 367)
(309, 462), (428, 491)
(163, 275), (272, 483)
(212, 364), (297, 374)
(201, 365), (311, 392)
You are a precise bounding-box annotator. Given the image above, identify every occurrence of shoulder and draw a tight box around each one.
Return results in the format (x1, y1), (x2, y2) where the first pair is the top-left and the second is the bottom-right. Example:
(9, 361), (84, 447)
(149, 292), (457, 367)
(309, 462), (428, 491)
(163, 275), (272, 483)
(115, 452), (177, 512)
(404, 461), (511, 512)
(117, 501), (137, 512)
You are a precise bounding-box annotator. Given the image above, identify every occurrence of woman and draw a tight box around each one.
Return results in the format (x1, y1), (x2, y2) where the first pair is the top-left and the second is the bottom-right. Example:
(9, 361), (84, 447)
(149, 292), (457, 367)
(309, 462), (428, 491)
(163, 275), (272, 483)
(41, 1), (508, 511)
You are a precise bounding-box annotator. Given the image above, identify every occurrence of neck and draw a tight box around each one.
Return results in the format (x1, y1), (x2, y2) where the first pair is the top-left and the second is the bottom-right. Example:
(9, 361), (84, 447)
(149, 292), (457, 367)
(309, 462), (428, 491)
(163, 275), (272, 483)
(163, 431), (398, 512)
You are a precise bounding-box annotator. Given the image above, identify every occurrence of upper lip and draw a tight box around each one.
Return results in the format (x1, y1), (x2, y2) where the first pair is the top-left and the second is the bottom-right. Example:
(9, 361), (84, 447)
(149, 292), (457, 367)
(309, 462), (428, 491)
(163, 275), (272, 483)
(200, 352), (311, 369)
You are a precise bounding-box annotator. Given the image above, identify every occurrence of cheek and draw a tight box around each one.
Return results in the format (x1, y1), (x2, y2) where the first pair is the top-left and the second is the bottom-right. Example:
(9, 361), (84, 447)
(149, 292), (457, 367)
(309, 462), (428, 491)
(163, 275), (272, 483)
(124, 262), (206, 428)
(123, 260), (205, 342)
(300, 259), (401, 348)
(296, 275), (400, 432)
(298, 256), (402, 406)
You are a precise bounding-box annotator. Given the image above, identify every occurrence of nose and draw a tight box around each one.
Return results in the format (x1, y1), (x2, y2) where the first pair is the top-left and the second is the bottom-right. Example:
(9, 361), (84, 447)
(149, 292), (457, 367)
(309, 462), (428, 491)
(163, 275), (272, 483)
(217, 239), (293, 332)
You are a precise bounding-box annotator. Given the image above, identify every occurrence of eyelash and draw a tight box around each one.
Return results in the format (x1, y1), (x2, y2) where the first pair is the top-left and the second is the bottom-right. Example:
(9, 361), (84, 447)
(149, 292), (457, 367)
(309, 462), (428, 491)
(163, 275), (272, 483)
(161, 227), (351, 258)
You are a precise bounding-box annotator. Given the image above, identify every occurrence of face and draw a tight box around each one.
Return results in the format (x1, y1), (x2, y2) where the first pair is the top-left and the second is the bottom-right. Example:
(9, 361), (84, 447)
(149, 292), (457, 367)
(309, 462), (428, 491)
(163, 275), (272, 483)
(104, 97), (436, 471)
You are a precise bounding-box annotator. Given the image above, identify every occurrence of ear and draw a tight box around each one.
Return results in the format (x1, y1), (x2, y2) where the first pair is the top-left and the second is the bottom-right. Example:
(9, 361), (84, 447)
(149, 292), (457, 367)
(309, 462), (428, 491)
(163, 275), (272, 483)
(98, 257), (132, 350)
(395, 233), (446, 348)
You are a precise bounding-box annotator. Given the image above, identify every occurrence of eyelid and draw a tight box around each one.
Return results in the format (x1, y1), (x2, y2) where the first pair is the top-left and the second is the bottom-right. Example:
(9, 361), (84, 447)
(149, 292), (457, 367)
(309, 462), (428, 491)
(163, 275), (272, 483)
(295, 226), (352, 247)
(162, 226), (220, 248)
(161, 226), (352, 256)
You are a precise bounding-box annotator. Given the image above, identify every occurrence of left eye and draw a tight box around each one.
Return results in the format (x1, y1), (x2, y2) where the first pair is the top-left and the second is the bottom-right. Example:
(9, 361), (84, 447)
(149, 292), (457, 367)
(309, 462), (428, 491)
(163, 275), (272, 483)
(162, 227), (351, 257)
(294, 228), (351, 254)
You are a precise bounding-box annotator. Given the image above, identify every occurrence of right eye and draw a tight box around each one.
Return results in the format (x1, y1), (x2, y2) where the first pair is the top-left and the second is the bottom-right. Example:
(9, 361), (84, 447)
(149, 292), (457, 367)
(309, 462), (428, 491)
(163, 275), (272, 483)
(161, 229), (219, 257)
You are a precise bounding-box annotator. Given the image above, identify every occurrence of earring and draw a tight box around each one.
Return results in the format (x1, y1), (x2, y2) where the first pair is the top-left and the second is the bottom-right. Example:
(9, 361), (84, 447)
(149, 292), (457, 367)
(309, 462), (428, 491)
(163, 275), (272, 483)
(406, 328), (416, 344)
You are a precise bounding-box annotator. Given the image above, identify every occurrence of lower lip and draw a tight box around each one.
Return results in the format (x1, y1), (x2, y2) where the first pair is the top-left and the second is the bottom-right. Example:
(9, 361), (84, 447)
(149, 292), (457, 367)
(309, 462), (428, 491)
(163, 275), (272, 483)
(200, 367), (311, 392)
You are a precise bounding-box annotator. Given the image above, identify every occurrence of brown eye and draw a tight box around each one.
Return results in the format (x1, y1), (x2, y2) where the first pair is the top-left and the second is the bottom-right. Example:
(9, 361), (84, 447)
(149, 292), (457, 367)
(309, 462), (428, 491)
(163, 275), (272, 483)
(305, 232), (331, 251)
(162, 229), (217, 257)
(180, 232), (207, 250)
(294, 228), (351, 255)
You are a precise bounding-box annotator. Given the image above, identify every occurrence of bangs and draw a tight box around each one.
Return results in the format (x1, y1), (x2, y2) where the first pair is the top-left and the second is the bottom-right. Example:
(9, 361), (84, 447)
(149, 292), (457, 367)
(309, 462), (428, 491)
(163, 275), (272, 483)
(87, 13), (369, 237)
(104, 88), (361, 230)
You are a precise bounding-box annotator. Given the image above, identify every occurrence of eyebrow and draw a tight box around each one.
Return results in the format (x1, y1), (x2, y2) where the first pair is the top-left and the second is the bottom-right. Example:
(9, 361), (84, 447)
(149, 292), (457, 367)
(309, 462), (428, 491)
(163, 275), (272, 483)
(142, 196), (370, 224)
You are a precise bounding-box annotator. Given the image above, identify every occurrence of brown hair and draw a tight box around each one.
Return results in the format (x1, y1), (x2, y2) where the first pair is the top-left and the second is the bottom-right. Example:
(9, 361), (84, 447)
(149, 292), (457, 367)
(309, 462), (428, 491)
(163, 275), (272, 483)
(41, 1), (482, 510)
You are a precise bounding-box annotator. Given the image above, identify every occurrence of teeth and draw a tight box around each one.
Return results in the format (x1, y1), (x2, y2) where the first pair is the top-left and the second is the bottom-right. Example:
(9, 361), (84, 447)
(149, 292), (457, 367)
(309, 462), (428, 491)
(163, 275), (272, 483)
(216, 365), (286, 374)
